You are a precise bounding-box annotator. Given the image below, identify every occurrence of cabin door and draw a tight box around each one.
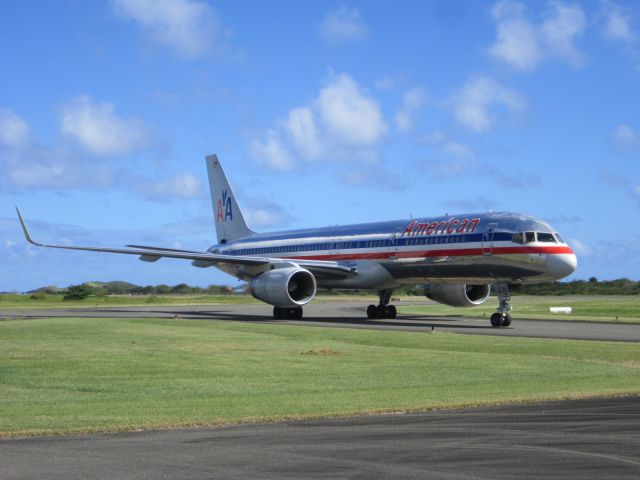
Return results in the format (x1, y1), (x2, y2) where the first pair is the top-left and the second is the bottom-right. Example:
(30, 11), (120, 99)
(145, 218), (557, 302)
(482, 223), (497, 256)
(389, 233), (399, 260)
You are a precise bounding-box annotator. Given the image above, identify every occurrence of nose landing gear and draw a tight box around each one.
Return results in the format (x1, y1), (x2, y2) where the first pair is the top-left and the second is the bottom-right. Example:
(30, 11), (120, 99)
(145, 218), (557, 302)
(490, 284), (512, 327)
(366, 289), (397, 319)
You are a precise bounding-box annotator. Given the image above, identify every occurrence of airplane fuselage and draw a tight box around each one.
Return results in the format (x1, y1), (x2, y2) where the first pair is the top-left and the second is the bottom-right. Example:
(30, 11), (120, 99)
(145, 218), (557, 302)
(210, 211), (576, 289)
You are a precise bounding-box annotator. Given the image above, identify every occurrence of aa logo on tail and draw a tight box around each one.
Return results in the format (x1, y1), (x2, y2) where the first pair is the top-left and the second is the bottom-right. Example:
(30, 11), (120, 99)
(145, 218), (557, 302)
(216, 189), (233, 223)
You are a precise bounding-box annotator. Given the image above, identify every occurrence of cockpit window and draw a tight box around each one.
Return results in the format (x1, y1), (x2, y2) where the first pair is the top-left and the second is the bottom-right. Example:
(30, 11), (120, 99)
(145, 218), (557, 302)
(525, 232), (535, 243)
(537, 232), (556, 243)
(512, 232), (524, 244)
(554, 233), (564, 243)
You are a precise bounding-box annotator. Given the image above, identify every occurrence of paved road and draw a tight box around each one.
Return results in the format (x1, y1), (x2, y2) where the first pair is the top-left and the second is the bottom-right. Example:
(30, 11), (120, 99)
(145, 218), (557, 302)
(2, 302), (639, 341)
(2, 397), (639, 479)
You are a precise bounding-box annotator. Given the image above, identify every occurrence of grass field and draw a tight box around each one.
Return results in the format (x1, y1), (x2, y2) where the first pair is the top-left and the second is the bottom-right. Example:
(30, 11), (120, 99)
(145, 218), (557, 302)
(400, 295), (640, 324)
(1, 316), (639, 437)
(2, 294), (638, 324)
(0, 293), (380, 309)
(0, 293), (263, 309)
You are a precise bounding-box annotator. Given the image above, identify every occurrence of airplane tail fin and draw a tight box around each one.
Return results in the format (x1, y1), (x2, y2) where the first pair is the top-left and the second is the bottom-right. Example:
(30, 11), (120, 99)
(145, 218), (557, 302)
(206, 154), (254, 244)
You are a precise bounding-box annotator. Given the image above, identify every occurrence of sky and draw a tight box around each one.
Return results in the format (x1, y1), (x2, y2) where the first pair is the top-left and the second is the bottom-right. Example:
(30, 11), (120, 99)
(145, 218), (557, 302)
(1, 0), (639, 291)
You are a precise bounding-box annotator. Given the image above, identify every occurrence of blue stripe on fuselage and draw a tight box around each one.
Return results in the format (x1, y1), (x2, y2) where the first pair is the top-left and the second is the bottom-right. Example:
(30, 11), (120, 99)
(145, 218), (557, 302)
(219, 233), (517, 257)
(210, 211), (554, 256)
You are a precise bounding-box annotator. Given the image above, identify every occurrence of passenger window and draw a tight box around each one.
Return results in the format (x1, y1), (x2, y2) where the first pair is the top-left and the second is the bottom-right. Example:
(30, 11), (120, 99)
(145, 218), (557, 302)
(525, 232), (535, 243)
(512, 232), (524, 244)
(537, 232), (556, 243)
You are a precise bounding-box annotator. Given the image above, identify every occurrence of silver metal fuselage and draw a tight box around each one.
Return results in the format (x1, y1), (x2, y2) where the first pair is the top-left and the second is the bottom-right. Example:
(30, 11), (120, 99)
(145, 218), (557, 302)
(210, 211), (577, 289)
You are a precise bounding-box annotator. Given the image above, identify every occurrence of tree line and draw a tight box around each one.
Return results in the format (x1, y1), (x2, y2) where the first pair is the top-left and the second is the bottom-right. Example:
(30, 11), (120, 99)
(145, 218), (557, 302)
(34, 277), (640, 301)
(37, 282), (235, 300)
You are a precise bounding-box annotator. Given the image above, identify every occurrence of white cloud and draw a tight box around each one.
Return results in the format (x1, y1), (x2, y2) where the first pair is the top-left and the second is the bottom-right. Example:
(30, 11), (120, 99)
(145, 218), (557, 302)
(111, 0), (226, 59)
(439, 196), (497, 211)
(6, 155), (111, 189)
(489, 2), (543, 71)
(613, 124), (640, 150)
(0, 103), (179, 198)
(318, 73), (387, 145)
(285, 107), (322, 159)
(442, 141), (476, 159)
(0, 108), (113, 189)
(452, 76), (525, 132)
(243, 197), (295, 229)
(421, 131), (478, 179)
(540, 1), (588, 67)
(421, 130), (476, 160)
(601, 0), (634, 42)
(395, 87), (426, 133)
(570, 238), (592, 256)
(375, 76), (396, 90)
(421, 130), (447, 145)
(340, 167), (407, 191)
(132, 172), (201, 199)
(250, 130), (294, 171)
(250, 73), (388, 178)
(60, 96), (148, 156)
(0, 109), (31, 148)
(320, 6), (368, 44)
(488, 1), (587, 71)
(421, 129), (540, 188)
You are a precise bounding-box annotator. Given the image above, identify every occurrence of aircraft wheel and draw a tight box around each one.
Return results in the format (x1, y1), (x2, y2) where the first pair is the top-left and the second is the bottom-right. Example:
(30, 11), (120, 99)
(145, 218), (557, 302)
(501, 314), (511, 327)
(490, 312), (503, 327)
(366, 304), (377, 319)
(274, 306), (303, 320)
(386, 305), (397, 319)
(376, 305), (387, 319)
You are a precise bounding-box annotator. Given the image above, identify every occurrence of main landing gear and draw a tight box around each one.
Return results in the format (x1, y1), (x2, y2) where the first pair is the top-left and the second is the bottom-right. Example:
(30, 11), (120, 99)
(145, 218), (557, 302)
(273, 306), (303, 320)
(490, 284), (512, 327)
(366, 289), (397, 319)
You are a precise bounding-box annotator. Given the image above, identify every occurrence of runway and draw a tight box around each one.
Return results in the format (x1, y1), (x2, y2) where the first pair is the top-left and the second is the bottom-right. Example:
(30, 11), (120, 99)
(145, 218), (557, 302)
(2, 396), (639, 479)
(2, 301), (639, 341)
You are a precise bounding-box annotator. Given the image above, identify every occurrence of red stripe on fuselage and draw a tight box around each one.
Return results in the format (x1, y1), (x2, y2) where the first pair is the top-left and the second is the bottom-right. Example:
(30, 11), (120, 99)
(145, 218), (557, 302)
(284, 245), (574, 261)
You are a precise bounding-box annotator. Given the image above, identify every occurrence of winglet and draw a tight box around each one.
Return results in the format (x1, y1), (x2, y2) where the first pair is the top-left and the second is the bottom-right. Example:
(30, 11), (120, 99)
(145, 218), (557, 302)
(15, 207), (42, 246)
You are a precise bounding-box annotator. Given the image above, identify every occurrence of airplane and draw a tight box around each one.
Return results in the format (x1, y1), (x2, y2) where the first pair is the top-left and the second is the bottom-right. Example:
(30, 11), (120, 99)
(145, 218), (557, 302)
(16, 154), (577, 327)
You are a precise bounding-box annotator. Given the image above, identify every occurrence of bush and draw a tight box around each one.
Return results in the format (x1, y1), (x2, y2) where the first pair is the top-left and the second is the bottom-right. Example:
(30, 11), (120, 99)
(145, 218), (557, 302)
(63, 284), (91, 301)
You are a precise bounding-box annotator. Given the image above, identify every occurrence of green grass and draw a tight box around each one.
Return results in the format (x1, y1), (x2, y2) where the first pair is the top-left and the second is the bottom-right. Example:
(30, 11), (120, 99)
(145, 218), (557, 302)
(0, 293), (377, 309)
(400, 295), (640, 323)
(4, 293), (638, 324)
(1, 317), (639, 437)
(0, 293), (261, 309)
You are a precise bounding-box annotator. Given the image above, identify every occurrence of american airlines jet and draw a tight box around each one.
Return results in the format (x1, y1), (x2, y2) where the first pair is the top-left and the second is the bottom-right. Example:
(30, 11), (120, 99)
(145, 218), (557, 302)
(17, 154), (577, 327)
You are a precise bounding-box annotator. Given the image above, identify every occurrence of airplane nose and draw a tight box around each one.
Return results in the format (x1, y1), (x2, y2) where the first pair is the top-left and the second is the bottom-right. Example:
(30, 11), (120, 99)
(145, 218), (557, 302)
(546, 253), (578, 279)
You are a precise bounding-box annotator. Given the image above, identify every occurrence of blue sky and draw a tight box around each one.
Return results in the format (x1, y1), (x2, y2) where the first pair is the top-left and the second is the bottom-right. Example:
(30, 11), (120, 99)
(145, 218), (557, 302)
(1, 0), (639, 291)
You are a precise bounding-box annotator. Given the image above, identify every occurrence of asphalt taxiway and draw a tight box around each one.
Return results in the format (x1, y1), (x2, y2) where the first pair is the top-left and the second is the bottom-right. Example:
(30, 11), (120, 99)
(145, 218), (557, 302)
(2, 396), (639, 479)
(1, 301), (639, 341)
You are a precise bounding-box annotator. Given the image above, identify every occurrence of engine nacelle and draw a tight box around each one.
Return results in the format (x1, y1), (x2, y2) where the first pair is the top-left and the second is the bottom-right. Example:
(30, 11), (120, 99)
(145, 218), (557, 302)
(250, 267), (317, 307)
(423, 284), (490, 308)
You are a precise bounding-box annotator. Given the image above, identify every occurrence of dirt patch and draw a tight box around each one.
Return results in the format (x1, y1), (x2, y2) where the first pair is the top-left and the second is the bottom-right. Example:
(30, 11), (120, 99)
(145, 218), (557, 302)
(299, 348), (339, 356)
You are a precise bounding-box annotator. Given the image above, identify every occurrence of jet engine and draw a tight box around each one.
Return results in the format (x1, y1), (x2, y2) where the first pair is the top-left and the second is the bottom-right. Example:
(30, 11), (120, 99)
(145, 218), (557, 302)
(423, 284), (490, 308)
(250, 267), (317, 307)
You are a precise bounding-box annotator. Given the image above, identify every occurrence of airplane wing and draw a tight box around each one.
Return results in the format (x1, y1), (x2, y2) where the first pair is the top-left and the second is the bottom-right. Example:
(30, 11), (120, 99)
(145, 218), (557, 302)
(16, 208), (357, 278)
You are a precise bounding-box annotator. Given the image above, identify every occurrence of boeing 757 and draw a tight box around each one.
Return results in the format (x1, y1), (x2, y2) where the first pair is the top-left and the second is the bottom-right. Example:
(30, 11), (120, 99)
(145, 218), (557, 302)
(17, 154), (577, 327)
